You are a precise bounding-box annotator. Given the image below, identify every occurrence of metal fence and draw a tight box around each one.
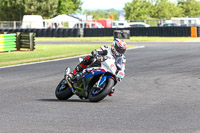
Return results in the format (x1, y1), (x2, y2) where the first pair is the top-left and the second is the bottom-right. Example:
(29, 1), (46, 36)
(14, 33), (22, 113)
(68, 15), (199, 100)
(0, 21), (72, 29)
(0, 21), (22, 29)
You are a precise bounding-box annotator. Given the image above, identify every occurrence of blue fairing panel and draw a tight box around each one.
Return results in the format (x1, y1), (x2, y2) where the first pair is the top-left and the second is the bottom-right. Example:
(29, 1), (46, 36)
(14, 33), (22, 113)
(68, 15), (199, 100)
(84, 70), (104, 79)
(99, 76), (107, 87)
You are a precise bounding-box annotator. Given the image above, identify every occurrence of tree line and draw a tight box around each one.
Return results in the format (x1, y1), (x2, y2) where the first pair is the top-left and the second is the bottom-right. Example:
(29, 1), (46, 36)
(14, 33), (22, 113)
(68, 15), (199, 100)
(124, 0), (200, 21)
(0, 0), (200, 21)
(83, 9), (120, 20)
(82, 0), (200, 21)
(0, 0), (82, 21)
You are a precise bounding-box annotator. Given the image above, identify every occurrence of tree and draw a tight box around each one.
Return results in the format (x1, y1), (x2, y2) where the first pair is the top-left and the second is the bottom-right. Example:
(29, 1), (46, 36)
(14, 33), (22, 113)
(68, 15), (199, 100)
(178, 0), (200, 17)
(0, 0), (25, 21)
(124, 0), (153, 21)
(124, 0), (185, 20)
(0, 0), (83, 21)
(152, 0), (184, 19)
(57, 0), (82, 15)
(84, 9), (119, 20)
(24, 0), (58, 19)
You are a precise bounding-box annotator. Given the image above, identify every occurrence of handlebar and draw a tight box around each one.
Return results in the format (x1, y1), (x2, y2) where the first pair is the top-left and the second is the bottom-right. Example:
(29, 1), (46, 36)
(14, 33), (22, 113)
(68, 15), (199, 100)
(95, 55), (111, 62)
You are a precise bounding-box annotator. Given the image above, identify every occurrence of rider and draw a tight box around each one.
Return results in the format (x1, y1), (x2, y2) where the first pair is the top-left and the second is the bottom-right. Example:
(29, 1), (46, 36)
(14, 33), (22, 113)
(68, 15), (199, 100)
(68, 38), (127, 84)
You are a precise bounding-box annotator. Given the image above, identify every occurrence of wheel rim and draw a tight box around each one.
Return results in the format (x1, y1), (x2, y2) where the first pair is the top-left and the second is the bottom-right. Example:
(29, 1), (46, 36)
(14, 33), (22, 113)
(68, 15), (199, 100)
(92, 87), (102, 95)
(91, 82), (106, 96)
(60, 84), (66, 91)
(58, 80), (67, 92)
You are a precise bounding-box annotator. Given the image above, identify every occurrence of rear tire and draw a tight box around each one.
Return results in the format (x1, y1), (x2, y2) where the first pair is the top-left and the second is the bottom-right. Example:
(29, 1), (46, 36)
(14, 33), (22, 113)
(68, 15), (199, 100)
(89, 78), (114, 102)
(55, 78), (73, 100)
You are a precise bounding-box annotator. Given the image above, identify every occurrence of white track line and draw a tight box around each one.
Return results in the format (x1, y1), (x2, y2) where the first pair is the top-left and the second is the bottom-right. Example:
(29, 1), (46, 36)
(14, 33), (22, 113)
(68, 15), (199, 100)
(0, 45), (145, 69)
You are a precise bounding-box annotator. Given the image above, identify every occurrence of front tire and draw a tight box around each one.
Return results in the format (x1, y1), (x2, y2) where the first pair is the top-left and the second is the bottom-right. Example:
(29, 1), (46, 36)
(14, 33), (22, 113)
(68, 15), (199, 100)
(89, 78), (114, 102)
(55, 78), (73, 100)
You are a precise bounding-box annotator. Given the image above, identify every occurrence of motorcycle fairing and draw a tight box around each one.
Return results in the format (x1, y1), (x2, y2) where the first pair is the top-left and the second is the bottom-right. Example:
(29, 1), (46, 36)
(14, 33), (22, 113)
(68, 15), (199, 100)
(84, 68), (106, 79)
(116, 71), (124, 78)
(99, 76), (107, 87)
(98, 75), (114, 87)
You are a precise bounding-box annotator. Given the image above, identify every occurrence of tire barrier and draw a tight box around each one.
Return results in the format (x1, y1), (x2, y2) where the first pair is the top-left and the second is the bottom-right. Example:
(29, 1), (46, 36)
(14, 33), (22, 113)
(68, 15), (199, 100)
(0, 32), (35, 52)
(0, 34), (16, 52)
(16, 32), (35, 51)
(84, 28), (114, 37)
(131, 27), (190, 37)
(0, 27), (198, 37)
(113, 30), (130, 39)
(198, 27), (200, 37)
(84, 27), (192, 37)
(0, 28), (81, 37)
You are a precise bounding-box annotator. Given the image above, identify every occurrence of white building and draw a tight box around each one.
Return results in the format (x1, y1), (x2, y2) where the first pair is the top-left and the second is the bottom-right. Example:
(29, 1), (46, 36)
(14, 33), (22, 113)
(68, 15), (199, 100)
(45, 14), (82, 28)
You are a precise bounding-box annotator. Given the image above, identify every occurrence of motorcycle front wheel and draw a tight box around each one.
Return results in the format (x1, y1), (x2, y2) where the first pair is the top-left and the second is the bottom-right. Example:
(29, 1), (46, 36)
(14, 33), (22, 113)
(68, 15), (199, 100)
(55, 78), (73, 100)
(89, 78), (114, 102)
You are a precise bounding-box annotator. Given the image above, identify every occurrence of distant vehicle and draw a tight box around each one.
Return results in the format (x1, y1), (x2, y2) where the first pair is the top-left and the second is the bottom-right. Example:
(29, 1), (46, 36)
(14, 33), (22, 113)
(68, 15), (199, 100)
(22, 15), (44, 28)
(112, 21), (129, 28)
(73, 22), (104, 28)
(94, 22), (104, 28)
(161, 22), (180, 27)
(92, 19), (112, 28)
(129, 22), (151, 27)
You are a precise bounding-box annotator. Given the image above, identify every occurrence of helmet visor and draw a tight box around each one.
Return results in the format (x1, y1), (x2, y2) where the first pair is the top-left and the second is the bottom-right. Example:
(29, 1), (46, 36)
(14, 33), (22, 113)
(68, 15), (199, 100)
(114, 45), (126, 54)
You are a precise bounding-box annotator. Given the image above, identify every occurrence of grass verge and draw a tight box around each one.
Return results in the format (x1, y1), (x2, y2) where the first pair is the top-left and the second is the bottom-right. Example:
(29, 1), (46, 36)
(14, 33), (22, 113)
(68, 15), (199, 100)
(0, 44), (135, 67)
(36, 36), (200, 42)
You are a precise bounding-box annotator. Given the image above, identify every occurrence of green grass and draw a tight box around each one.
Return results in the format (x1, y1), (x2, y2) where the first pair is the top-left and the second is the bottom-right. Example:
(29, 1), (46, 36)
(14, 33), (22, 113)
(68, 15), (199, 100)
(1, 36), (200, 67)
(36, 36), (200, 42)
(36, 37), (113, 42)
(0, 44), (134, 67)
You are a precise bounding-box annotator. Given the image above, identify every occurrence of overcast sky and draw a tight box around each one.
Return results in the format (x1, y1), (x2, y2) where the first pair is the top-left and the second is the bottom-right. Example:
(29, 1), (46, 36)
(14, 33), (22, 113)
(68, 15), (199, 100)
(81, 0), (133, 10)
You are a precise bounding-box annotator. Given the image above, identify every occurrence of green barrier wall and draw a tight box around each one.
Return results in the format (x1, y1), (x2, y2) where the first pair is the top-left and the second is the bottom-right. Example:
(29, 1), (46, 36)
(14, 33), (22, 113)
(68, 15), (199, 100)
(0, 34), (16, 52)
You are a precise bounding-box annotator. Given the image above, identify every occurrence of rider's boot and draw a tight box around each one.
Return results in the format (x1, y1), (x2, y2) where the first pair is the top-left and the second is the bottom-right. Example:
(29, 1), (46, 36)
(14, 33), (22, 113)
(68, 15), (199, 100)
(108, 87), (115, 96)
(69, 64), (85, 81)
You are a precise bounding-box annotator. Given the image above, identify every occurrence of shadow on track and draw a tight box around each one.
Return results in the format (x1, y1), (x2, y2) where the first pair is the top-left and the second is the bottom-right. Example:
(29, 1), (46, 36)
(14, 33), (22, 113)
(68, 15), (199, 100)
(37, 98), (89, 103)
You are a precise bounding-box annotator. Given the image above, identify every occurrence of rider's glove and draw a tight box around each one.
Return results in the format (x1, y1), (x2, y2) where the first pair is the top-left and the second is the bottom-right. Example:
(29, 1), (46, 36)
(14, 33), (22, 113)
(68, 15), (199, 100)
(96, 55), (104, 62)
(91, 50), (98, 57)
(103, 56), (109, 60)
(92, 50), (108, 57)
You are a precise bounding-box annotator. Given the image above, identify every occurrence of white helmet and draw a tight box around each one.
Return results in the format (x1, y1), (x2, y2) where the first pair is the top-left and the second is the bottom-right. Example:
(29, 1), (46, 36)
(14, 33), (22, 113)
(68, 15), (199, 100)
(111, 38), (127, 56)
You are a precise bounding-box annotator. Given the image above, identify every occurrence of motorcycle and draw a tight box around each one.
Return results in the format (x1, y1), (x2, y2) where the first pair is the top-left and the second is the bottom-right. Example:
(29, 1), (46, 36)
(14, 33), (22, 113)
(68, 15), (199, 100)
(55, 54), (124, 102)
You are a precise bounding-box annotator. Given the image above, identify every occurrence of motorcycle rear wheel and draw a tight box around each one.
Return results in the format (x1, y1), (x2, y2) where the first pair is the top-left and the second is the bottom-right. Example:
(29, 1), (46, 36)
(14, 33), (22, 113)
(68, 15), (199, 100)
(55, 78), (73, 100)
(89, 78), (114, 102)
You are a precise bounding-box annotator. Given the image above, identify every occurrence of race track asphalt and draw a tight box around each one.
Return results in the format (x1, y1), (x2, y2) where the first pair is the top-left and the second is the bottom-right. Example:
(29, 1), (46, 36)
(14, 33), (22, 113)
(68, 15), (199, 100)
(1, 42), (200, 133)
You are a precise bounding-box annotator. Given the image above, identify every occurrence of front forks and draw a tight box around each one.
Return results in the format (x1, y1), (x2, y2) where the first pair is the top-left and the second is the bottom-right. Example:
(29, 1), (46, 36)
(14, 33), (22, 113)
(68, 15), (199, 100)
(65, 75), (76, 93)
(65, 67), (76, 93)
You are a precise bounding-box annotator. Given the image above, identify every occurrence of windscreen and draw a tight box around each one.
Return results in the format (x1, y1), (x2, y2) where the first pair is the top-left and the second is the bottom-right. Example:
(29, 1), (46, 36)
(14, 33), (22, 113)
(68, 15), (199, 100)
(115, 56), (123, 70)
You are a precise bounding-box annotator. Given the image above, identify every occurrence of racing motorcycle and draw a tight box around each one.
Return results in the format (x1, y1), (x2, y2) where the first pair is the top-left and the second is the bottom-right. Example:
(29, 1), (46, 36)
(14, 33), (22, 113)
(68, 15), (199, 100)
(55, 54), (124, 102)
